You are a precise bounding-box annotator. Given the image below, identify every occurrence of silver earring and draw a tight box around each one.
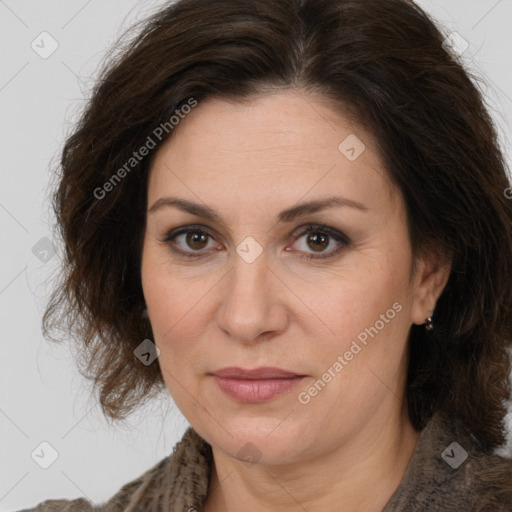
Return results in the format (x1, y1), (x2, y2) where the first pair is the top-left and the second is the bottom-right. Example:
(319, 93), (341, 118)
(425, 315), (434, 331)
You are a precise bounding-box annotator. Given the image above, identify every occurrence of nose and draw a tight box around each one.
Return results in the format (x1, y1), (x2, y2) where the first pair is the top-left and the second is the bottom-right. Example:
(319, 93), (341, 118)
(216, 248), (289, 344)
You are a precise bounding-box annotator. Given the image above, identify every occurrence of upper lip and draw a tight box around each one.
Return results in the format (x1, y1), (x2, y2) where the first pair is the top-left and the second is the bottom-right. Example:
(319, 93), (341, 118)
(211, 367), (304, 379)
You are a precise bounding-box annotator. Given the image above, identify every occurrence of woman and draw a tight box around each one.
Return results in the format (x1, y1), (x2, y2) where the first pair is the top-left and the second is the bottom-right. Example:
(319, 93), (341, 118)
(21, 0), (512, 510)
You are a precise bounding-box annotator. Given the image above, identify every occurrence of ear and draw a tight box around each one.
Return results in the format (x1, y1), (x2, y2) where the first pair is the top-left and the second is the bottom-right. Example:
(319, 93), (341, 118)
(410, 247), (452, 326)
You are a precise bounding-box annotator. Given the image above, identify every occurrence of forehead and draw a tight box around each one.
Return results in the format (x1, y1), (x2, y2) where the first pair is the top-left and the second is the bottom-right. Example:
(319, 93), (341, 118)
(148, 90), (397, 214)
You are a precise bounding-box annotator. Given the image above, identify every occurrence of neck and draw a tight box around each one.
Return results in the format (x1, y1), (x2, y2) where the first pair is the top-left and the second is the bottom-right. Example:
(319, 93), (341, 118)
(203, 408), (421, 512)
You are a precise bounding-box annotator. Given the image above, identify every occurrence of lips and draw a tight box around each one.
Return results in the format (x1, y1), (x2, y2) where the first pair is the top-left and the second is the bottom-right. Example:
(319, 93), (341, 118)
(211, 366), (303, 379)
(210, 367), (306, 403)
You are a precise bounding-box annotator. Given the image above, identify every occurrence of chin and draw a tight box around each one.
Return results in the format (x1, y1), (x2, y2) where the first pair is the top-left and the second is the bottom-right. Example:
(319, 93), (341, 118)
(201, 415), (316, 466)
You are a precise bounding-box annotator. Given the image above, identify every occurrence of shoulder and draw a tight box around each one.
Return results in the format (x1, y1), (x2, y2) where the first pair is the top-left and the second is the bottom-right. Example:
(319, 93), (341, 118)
(384, 412), (512, 511)
(15, 456), (171, 512)
(441, 414), (512, 510)
(466, 450), (512, 511)
(16, 497), (96, 512)
(15, 427), (211, 512)
(425, 413), (512, 511)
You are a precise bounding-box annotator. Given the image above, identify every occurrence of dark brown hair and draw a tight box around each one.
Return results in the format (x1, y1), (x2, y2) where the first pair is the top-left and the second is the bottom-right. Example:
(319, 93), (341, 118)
(43, 0), (512, 453)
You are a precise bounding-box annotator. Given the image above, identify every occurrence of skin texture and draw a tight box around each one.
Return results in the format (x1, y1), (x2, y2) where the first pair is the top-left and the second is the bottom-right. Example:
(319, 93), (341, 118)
(141, 90), (452, 512)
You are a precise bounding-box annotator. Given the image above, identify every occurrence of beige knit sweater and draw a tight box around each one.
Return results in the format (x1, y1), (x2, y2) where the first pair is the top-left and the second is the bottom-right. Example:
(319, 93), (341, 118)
(18, 412), (512, 511)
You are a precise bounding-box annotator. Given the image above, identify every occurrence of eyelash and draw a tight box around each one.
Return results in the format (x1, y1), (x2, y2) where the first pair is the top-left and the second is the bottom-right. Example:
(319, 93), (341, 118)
(162, 224), (351, 261)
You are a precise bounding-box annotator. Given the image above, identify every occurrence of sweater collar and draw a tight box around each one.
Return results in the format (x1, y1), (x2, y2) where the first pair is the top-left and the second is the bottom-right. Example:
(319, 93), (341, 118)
(132, 412), (496, 511)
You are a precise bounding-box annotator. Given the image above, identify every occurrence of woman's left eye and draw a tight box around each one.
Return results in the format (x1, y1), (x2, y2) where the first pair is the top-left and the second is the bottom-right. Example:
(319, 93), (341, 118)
(162, 224), (351, 260)
(292, 224), (351, 260)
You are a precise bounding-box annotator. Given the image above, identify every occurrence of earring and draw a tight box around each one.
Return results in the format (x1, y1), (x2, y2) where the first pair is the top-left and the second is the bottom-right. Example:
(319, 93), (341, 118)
(424, 314), (434, 331)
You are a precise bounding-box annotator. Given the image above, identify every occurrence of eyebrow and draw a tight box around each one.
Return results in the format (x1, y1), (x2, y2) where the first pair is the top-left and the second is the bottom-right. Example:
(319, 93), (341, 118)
(147, 195), (368, 223)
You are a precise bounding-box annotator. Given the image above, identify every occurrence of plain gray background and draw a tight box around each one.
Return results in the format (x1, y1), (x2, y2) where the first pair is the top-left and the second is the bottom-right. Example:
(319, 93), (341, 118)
(1, 0), (511, 510)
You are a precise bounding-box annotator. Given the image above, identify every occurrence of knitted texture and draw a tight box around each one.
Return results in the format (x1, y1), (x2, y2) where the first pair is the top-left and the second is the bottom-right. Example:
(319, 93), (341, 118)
(18, 413), (512, 511)
(382, 412), (512, 511)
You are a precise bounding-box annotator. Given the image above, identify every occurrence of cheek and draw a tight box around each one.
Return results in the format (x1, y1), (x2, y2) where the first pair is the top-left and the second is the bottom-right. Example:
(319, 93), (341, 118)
(140, 246), (226, 395)
(141, 247), (197, 357)
(297, 292), (409, 431)
(308, 265), (405, 340)
(142, 241), (205, 330)
(141, 264), (202, 403)
(302, 257), (411, 392)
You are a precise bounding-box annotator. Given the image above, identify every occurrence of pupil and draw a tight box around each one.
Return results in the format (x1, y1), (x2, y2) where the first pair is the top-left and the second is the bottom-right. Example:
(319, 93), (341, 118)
(308, 232), (328, 252)
(187, 232), (207, 249)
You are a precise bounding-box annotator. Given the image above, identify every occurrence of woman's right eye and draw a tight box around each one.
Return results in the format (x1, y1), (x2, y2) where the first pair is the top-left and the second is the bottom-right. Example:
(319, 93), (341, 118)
(163, 226), (218, 258)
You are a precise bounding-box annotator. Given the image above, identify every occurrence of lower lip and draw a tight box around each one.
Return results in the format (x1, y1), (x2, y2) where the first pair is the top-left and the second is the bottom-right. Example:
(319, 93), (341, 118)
(212, 376), (305, 403)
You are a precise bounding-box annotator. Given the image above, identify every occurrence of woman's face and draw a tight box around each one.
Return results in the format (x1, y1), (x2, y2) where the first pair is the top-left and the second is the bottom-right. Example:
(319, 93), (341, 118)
(141, 90), (445, 465)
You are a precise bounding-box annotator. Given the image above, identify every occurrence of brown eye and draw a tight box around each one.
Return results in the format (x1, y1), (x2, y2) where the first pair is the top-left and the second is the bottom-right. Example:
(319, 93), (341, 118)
(185, 231), (209, 250)
(306, 232), (330, 252)
(163, 223), (350, 261)
(291, 224), (351, 261)
(163, 226), (218, 258)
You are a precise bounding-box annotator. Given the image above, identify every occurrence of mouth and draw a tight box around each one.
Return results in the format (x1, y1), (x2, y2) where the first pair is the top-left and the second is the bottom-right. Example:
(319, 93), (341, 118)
(210, 367), (307, 403)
